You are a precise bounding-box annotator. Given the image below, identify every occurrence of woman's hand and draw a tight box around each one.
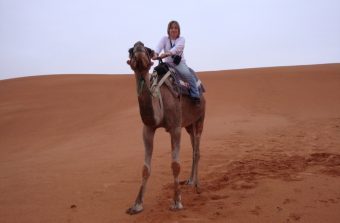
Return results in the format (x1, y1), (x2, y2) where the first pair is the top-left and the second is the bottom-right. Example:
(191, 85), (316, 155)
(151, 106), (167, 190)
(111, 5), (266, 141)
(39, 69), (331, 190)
(159, 52), (171, 59)
(152, 52), (171, 60)
(151, 53), (159, 60)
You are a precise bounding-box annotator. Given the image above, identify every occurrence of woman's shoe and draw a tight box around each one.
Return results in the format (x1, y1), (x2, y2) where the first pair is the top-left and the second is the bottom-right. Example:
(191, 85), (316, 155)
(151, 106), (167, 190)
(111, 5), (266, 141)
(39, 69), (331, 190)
(191, 96), (201, 105)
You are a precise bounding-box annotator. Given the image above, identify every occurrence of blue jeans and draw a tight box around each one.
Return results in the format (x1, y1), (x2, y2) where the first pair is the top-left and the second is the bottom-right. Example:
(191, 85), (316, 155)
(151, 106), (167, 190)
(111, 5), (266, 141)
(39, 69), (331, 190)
(172, 62), (200, 98)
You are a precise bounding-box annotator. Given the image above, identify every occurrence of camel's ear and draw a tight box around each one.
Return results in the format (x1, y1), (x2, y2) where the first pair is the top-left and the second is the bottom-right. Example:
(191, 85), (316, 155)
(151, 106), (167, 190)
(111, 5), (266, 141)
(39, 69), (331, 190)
(146, 47), (154, 57)
(128, 48), (133, 57)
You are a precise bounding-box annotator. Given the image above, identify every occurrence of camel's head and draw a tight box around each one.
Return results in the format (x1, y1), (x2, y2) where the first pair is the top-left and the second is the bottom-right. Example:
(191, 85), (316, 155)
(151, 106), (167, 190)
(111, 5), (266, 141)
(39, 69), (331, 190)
(127, 41), (154, 75)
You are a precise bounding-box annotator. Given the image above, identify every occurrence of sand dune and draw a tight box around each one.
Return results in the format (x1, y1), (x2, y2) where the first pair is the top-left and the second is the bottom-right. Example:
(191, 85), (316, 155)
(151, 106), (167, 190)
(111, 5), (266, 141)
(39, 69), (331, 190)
(1, 64), (340, 223)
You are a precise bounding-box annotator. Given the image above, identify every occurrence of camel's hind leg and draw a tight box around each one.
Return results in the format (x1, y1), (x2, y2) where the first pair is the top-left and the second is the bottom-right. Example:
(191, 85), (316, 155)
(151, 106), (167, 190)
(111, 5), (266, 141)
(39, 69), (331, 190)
(183, 117), (204, 191)
(126, 125), (154, 215)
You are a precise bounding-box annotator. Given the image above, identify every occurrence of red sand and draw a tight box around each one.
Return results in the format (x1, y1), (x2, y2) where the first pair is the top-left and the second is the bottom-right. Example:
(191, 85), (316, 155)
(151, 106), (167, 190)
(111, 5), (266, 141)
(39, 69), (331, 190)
(1, 64), (340, 222)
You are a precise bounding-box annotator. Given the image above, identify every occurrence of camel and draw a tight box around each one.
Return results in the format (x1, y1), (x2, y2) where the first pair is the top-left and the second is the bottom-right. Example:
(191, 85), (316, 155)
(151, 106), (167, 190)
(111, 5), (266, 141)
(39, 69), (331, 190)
(126, 41), (205, 214)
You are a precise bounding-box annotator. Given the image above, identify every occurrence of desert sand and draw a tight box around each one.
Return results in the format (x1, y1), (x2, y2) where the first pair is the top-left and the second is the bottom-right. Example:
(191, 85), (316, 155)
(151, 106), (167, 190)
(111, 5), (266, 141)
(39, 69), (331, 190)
(1, 63), (340, 223)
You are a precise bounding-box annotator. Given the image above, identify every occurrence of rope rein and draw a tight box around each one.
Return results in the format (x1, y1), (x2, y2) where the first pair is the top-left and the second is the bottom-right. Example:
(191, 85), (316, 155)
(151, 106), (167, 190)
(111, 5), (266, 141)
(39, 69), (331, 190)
(137, 70), (172, 113)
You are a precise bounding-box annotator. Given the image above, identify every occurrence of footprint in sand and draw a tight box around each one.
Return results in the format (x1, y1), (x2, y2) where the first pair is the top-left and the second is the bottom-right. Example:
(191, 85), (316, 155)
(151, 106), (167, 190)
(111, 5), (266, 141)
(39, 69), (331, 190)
(250, 206), (262, 216)
(209, 194), (229, 200)
(283, 198), (296, 205)
(231, 180), (257, 190)
(288, 213), (301, 221)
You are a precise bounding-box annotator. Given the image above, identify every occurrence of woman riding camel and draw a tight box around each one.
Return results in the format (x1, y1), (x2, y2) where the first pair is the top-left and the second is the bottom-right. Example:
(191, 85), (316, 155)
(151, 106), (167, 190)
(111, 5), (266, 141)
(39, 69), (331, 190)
(152, 20), (200, 104)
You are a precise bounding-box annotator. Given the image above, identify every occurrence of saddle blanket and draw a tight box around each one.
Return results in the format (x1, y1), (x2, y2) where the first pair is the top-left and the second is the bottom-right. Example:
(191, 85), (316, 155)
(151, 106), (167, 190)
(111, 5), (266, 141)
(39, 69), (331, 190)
(153, 63), (205, 97)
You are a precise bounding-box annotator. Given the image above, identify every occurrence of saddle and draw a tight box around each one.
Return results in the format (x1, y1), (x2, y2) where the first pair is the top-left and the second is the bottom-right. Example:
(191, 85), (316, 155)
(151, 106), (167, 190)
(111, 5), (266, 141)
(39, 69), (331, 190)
(152, 62), (205, 98)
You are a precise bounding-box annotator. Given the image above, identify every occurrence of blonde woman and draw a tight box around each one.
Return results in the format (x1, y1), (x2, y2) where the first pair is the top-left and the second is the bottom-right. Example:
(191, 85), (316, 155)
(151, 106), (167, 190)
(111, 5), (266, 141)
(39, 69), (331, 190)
(152, 20), (200, 103)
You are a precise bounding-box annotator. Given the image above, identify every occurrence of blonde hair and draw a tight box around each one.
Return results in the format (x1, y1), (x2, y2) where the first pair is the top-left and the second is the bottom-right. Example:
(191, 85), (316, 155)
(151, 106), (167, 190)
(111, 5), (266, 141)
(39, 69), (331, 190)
(167, 20), (181, 38)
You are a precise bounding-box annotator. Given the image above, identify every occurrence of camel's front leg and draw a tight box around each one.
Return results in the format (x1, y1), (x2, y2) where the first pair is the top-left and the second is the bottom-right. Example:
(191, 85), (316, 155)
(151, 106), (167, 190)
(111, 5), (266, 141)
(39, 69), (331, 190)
(126, 125), (155, 215)
(170, 127), (183, 210)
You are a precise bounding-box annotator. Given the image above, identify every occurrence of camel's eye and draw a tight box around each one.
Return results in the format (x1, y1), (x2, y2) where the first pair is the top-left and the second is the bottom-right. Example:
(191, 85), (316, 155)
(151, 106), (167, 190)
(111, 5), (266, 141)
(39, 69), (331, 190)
(128, 48), (133, 57)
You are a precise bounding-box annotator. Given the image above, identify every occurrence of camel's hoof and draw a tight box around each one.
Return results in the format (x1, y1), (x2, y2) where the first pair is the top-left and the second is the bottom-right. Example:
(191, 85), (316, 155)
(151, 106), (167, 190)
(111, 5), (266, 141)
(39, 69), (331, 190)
(195, 186), (202, 194)
(170, 201), (183, 211)
(180, 180), (201, 194)
(180, 179), (193, 185)
(126, 204), (143, 215)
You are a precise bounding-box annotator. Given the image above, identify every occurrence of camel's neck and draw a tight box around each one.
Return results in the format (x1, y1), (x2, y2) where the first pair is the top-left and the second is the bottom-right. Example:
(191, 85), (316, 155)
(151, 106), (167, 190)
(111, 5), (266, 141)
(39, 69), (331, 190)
(135, 72), (163, 127)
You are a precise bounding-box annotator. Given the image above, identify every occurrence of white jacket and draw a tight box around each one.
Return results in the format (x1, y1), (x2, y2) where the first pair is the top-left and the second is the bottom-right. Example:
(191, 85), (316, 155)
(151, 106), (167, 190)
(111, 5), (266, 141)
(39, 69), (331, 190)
(154, 36), (186, 64)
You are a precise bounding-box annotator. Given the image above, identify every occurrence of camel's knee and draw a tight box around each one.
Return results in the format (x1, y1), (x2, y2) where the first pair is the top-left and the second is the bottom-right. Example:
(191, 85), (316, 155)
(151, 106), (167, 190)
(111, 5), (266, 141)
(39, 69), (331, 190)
(142, 165), (151, 179)
(171, 161), (181, 177)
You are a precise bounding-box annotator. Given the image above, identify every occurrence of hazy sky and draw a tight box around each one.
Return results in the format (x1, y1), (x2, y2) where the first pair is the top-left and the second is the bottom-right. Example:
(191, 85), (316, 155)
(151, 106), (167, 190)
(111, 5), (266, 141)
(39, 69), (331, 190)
(1, 0), (340, 79)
